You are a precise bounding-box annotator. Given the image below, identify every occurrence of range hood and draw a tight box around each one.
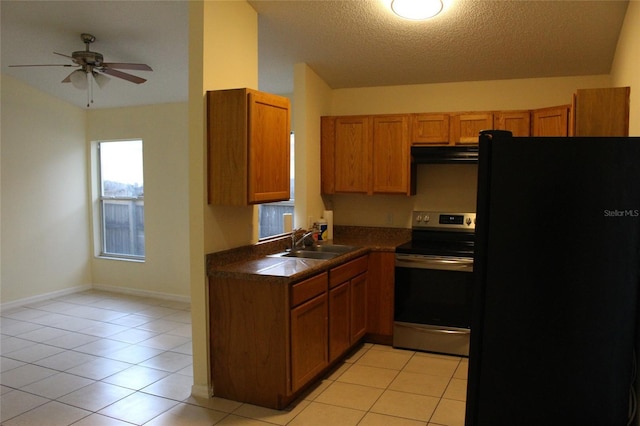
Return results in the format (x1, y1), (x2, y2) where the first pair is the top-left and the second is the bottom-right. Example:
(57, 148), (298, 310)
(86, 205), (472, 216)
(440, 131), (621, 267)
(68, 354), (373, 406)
(411, 145), (479, 164)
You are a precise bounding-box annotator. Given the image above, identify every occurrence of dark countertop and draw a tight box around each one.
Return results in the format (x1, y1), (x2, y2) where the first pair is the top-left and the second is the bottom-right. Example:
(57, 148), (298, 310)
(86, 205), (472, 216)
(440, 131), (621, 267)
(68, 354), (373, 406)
(207, 225), (410, 283)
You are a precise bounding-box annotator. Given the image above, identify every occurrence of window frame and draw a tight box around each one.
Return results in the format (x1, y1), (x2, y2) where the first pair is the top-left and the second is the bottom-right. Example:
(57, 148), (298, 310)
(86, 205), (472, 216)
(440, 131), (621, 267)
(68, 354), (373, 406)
(97, 139), (145, 261)
(258, 131), (295, 240)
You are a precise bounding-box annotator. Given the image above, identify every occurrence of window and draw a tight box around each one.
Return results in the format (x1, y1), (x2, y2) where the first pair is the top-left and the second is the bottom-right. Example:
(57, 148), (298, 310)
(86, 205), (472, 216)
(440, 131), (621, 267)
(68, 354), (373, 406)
(258, 132), (294, 239)
(98, 140), (145, 259)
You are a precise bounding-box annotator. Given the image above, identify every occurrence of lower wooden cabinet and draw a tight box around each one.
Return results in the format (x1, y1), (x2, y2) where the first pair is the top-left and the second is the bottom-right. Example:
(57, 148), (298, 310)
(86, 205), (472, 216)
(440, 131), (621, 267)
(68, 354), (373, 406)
(210, 256), (369, 409)
(365, 251), (395, 344)
(328, 256), (368, 362)
(350, 272), (368, 342)
(329, 281), (350, 361)
(291, 290), (328, 392)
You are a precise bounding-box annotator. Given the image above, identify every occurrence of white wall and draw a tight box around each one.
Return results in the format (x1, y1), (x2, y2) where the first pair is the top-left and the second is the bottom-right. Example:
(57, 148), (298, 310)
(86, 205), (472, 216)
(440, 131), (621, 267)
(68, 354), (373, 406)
(86, 103), (190, 299)
(292, 63), (333, 229)
(1, 74), (91, 305)
(188, 0), (259, 398)
(611, 0), (640, 136)
(330, 74), (611, 115)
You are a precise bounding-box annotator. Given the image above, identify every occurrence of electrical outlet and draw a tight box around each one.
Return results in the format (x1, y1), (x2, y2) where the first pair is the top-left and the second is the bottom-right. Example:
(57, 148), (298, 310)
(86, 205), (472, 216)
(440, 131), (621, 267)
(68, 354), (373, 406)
(386, 213), (393, 225)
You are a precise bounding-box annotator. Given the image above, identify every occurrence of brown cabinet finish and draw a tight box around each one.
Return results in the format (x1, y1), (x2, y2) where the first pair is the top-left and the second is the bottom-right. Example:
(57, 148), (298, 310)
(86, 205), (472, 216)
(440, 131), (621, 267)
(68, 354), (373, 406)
(210, 255), (370, 409)
(321, 115), (412, 195)
(329, 281), (350, 362)
(290, 291), (329, 392)
(494, 110), (531, 136)
(210, 276), (289, 408)
(334, 116), (371, 194)
(450, 113), (494, 144)
(372, 115), (412, 195)
(207, 88), (290, 205)
(573, 87), (630, 136)
(365, 251), (395, 344)
(328, 255), (368, 361)
(411, 113), (450, 145)
(350, 272), (368, 342)
(532, 105), (570, 136)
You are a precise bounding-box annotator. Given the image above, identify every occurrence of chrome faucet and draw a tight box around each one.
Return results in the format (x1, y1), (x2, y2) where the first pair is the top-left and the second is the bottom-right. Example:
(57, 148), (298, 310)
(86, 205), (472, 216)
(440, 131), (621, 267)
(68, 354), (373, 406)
(290, 228), (316, 251)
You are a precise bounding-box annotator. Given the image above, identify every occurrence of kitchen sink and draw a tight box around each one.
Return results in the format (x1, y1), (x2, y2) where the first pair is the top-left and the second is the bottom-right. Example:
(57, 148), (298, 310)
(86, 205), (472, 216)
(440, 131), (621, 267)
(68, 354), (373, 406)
(278, 251), (339, 260)
(268, 244), (358, 260)
(297, 244), (357, 254)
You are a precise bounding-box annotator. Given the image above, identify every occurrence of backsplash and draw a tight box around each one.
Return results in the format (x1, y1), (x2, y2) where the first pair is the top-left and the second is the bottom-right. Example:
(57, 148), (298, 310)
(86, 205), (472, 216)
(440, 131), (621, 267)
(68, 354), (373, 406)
(329, 163), (478, 228)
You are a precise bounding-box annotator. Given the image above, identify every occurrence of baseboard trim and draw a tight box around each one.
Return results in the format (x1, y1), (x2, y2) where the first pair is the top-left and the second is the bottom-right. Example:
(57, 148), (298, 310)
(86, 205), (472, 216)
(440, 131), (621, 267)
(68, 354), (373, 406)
(91, 284), (191, 304)
(191, 383), (213, 399)
(0, 284), (92, 311)
(1, 284), (190, 311)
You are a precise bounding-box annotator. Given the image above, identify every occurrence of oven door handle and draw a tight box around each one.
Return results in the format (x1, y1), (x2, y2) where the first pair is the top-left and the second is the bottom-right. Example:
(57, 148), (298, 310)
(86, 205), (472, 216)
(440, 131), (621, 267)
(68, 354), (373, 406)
(395, 322), (471, 336)
(395, 254), (474, 271)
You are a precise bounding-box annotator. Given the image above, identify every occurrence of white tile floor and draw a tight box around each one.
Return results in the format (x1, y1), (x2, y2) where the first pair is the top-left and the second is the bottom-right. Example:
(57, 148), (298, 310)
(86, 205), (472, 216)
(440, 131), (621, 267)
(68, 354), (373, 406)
(1, 290), (467, 425)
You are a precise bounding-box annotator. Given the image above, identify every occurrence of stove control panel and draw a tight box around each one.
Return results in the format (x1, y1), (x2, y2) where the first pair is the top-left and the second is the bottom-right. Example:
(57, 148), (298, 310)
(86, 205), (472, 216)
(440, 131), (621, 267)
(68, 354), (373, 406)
(412, 211), (476, 231)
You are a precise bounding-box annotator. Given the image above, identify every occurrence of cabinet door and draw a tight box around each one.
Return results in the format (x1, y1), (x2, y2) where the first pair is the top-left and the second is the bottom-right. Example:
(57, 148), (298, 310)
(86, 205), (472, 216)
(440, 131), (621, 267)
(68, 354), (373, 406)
(329, 282), (350, 362)
(333, 116), (371, 193)
(290, 293), (328, 392)
(531, 105), (570, 136)
(372, 115), (411, 195)
(365, 252), (395, 343)
(494, 111), (530, 137)
(450, 113), (493, 144)
(350, 272), (367, 343)
(412, 113), (450, 145)
(574, 87), (630, 136)
(248, 91), (291, 203)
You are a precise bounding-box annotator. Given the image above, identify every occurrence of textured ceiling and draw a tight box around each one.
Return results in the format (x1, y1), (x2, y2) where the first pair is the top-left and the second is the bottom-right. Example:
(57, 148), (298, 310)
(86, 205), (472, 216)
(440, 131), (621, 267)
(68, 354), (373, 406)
(0, 1), (629, 109)
(252, 0), (630, 95)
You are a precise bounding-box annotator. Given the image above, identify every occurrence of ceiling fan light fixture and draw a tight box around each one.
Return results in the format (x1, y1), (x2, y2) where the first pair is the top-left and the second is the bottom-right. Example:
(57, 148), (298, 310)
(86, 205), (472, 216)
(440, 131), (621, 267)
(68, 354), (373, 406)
(391, 0), (443, 20)
(92, 71), (110, 88)
(69, 69), (88, 90)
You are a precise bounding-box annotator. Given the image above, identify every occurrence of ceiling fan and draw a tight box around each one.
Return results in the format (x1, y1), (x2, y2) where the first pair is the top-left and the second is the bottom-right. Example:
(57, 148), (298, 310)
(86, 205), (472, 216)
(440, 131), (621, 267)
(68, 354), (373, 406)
(9, 33), (152, 106)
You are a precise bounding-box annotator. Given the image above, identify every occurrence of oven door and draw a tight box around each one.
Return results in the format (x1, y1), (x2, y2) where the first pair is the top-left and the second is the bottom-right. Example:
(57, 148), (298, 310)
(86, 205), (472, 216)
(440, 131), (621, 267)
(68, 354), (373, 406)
(393, 254), (473, 355)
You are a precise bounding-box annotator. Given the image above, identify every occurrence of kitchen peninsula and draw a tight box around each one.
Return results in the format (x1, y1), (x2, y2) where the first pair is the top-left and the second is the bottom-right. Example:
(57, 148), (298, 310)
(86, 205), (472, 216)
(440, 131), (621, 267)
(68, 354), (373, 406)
(207, 226), (409, 409)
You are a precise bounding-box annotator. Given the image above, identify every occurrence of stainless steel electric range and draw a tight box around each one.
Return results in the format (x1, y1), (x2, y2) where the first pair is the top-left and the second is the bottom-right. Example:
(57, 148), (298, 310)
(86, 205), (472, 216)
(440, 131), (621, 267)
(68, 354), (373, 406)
(394, 211), (476, 356)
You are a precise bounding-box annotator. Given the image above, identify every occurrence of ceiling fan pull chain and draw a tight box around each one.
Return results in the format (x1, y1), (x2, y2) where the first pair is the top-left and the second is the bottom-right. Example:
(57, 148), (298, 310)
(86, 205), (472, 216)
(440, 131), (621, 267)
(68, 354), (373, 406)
(87, 76), (91, 108)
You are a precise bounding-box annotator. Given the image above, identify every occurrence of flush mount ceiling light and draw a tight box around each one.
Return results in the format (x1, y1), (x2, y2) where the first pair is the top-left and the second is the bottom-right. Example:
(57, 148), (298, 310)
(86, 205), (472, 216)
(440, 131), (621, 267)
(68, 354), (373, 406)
(391, 0), (443, 20)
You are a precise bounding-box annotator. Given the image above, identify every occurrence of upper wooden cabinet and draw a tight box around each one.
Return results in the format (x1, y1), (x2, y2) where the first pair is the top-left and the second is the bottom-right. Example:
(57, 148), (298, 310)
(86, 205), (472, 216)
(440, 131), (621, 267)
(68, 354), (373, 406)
(450, 112), (494, 144)
(532, 105), (570, 136)
(411, 113), (450, 145)
(372, 115), (411, 194)
(207, 88), (291, 206)
(321, 115), (412, 196)
(494, 110), (531, 137)
(573, 87), (630, 136)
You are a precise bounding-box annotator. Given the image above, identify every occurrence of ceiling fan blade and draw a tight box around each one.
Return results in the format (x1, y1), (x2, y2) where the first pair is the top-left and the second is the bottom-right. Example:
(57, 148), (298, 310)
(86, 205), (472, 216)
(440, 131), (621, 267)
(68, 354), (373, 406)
(100, 67), (147, 84)
(53, 51), (74, 59)
(103, 62), (152, 71)
(9, 64), (74, 67)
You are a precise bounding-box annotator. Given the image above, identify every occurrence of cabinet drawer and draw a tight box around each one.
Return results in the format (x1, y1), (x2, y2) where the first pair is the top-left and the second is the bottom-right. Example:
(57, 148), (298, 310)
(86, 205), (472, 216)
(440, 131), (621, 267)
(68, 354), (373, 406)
(330, 256), (368, 288)
(291, 272), (328, 307)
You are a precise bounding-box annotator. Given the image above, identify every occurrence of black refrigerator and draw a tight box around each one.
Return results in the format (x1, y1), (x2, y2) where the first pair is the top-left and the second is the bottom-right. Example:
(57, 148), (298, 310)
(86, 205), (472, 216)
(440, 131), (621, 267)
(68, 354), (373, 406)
(466, 131), (640, 425)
